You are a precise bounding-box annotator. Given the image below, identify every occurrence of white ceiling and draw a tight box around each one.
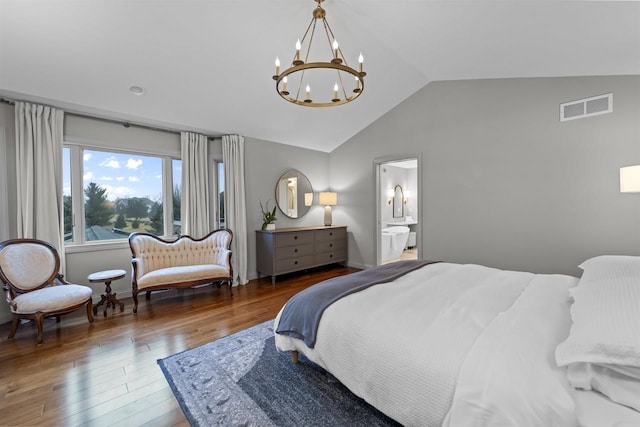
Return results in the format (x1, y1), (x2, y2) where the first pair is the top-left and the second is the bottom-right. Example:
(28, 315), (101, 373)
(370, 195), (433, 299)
(1, 1), (639, 153)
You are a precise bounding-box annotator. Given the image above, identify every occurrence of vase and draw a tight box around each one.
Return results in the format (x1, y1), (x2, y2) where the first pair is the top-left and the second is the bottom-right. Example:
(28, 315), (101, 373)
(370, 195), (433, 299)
(265, 223), (276, 231)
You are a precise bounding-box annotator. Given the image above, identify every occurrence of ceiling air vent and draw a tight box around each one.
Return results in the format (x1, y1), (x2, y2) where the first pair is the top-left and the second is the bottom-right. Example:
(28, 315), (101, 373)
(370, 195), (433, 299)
(560, 93), (612, 122)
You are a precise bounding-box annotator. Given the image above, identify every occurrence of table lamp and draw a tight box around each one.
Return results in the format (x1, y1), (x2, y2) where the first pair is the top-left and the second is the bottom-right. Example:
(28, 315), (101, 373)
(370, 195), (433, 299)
(318, 192), (337, 226)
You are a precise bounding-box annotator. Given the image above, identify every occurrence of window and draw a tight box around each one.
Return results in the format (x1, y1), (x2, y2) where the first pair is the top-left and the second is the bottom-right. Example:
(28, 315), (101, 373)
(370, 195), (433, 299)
(172, 159), (182, 235)
(62, 147), (73, 242)
(217, 162), (225, 229)
(64, 145), (181, 244)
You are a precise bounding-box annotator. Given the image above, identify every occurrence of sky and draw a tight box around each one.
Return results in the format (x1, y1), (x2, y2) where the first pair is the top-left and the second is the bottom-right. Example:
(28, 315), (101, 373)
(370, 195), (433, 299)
(63, 148), (182, 202)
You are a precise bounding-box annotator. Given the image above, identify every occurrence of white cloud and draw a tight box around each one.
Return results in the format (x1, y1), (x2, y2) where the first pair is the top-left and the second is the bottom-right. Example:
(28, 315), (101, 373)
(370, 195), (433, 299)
(83, 171), (94, 180)
(98, 176), (113, 181)
(83, 153), (92, 161)
(128, 176), (140, 182)
(116, 177), (125, 181)
(102, 185), (135, 200)
(100, 156), (120, 169)
(155, 173), (162, 179)
(126, 158), (143, 170)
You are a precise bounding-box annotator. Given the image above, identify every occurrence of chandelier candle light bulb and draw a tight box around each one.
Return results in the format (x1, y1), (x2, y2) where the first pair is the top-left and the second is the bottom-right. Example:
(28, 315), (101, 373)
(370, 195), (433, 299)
(272, 0), (366, 107)
(295, 39), (302, 63)
(305, 85), (312, 103)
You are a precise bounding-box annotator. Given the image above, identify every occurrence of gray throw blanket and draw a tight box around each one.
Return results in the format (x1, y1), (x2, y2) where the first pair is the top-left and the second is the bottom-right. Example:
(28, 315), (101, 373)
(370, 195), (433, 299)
(276, 259), (438, 348)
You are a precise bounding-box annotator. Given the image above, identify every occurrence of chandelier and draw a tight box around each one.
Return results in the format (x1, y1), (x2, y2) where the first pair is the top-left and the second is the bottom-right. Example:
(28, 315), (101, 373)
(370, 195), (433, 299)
(272, 0), (366, 107)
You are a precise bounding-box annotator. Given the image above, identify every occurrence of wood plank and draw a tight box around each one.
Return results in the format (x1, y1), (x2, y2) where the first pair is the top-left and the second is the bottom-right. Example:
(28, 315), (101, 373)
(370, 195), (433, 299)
(0, 265), (358, 425)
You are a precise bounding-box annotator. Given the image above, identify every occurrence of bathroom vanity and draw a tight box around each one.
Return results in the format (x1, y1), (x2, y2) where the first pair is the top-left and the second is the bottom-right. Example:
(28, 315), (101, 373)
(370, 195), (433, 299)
(256, 225), (347, 284)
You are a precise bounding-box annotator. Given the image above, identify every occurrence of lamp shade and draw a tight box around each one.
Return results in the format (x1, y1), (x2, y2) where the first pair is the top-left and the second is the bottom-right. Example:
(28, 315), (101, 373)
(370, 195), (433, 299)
(620, 165), (640, 193)
(304, 192), (313, 206)
(319, 192), (337, 206)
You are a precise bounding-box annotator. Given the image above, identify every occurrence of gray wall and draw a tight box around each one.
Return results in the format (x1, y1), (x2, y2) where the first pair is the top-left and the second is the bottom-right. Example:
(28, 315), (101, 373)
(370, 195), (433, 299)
(330, 75), (640, 276)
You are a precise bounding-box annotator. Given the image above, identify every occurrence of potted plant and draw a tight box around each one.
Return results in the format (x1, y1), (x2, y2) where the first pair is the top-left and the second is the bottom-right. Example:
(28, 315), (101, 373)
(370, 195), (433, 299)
(260, 200), (277, 230)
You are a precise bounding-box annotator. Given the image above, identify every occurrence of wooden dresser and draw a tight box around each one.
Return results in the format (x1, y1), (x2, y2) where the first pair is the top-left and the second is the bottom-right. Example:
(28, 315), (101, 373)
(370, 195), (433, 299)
(256, 225), (347, 284)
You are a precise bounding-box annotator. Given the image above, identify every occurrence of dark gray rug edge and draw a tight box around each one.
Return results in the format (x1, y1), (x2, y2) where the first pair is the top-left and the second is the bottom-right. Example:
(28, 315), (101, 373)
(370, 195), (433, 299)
(158, 356), (199, 426)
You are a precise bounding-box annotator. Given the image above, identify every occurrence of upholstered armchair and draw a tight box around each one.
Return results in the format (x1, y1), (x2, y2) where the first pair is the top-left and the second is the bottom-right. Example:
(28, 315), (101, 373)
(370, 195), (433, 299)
(0, 239), (94, 345)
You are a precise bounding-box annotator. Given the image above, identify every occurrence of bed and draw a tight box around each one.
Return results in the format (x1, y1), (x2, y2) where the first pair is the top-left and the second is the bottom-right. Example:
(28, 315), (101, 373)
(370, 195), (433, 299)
(274, 257), (640, 426)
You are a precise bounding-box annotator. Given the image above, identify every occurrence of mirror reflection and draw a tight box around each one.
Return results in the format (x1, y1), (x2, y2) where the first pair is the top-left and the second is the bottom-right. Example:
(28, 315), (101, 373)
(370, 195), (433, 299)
(393, 185), (404, 218)
(275, 170), (313, 219)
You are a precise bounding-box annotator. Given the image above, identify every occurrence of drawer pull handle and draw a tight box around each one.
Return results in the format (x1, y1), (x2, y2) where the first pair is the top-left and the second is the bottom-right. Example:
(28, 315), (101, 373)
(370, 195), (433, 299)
(294, 260), (298, 265)
(329, 232), (333, 236)
(294, 249), (298, 253)
(329, 254), (333, 258)
(329, 243), (333, 248)
(294, 236), (298, 240)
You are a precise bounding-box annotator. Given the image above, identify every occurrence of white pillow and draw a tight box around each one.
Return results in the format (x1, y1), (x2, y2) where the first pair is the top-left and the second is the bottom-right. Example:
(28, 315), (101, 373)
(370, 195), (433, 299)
(556, 255), (640, 368)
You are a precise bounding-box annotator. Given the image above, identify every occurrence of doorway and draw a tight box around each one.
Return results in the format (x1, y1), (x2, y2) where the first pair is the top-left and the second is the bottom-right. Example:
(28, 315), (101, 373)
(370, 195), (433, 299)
(374, 155), (421, 266)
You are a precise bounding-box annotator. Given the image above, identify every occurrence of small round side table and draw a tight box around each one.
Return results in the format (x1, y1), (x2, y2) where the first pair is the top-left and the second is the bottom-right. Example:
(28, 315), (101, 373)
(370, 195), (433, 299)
(88, 269), (126, 317)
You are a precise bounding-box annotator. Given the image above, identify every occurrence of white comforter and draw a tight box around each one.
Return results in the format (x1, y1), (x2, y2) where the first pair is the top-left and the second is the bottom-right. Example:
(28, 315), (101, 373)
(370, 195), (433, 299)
(274, 262), (580, 426)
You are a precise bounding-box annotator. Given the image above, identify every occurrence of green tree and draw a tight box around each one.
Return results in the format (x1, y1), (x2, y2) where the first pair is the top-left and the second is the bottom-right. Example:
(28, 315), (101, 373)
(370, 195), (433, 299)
(63, 195), (72, 235)
(173, 185), (181, 221)
(149, 202), (163, 235)
(126, 198), (148, 221)
(219, 190), (225, 224)
(114, 214), (127, 229)
(84, 182), (112, 226)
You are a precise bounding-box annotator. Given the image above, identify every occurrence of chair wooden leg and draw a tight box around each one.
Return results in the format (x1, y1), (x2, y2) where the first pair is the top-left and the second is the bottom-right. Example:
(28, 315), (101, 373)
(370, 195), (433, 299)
(8, 315), (20, 339)
(228, 280), (233, 297)
(86, 300), (94, 323)
(133, 292), (139, 314)
(34, 312), (45, 345)
(145, 291), (151, 300)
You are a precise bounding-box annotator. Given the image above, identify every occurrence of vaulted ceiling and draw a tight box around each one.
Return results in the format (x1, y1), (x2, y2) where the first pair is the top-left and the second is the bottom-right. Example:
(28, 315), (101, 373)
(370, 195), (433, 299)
(1, 1), (639, 152)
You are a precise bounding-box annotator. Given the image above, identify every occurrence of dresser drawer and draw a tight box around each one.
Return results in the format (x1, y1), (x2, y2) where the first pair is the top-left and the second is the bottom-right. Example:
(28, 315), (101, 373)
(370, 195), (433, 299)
(275, 255), (315, 272)
(315, 227), (346, 242)
(315, 249), (346, 265)
(274, 232), (314, 247)
(274, 243), (314, 260)
(315, 238), (345, 253)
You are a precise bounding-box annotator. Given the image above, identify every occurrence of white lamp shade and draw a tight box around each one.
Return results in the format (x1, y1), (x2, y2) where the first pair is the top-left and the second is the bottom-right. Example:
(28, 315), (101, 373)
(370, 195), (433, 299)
(620, 165), (640, 193)
(319, 192), (337, 206)
(304, 192), (313, 206)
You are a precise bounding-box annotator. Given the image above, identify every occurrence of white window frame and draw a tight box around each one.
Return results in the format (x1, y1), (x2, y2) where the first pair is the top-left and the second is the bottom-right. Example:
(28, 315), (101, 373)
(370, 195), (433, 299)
(64, 142), (180, 252)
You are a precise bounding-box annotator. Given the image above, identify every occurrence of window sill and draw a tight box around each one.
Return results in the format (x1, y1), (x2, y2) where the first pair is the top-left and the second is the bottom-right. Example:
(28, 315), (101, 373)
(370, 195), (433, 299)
(64, 240), (130, 254)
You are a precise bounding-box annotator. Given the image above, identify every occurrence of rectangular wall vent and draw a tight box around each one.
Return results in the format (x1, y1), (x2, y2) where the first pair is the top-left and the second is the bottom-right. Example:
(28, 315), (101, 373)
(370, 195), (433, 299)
(560, 93), (612, 122)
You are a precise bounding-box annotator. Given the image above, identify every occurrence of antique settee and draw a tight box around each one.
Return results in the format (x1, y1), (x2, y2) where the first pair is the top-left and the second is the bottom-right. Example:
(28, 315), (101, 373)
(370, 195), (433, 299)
(128, 229), (233, 313)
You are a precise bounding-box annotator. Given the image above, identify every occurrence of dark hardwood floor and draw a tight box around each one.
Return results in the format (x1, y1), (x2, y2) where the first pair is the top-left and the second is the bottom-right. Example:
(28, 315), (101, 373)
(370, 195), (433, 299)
(0, 265), (359, 426)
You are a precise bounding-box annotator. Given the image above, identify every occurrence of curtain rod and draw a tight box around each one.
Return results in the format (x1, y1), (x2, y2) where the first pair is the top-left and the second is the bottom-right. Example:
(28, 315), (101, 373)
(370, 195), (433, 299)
(0, 97), (218, 140)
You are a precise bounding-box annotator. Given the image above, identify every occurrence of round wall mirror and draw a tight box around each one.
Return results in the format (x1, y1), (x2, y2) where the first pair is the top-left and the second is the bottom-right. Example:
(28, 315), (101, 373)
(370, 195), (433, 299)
(275, 170), (313, 219)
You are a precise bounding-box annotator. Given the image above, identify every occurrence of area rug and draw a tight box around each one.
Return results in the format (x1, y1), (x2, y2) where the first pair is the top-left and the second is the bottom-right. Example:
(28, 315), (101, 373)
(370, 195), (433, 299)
(158, 320), (400, 426)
